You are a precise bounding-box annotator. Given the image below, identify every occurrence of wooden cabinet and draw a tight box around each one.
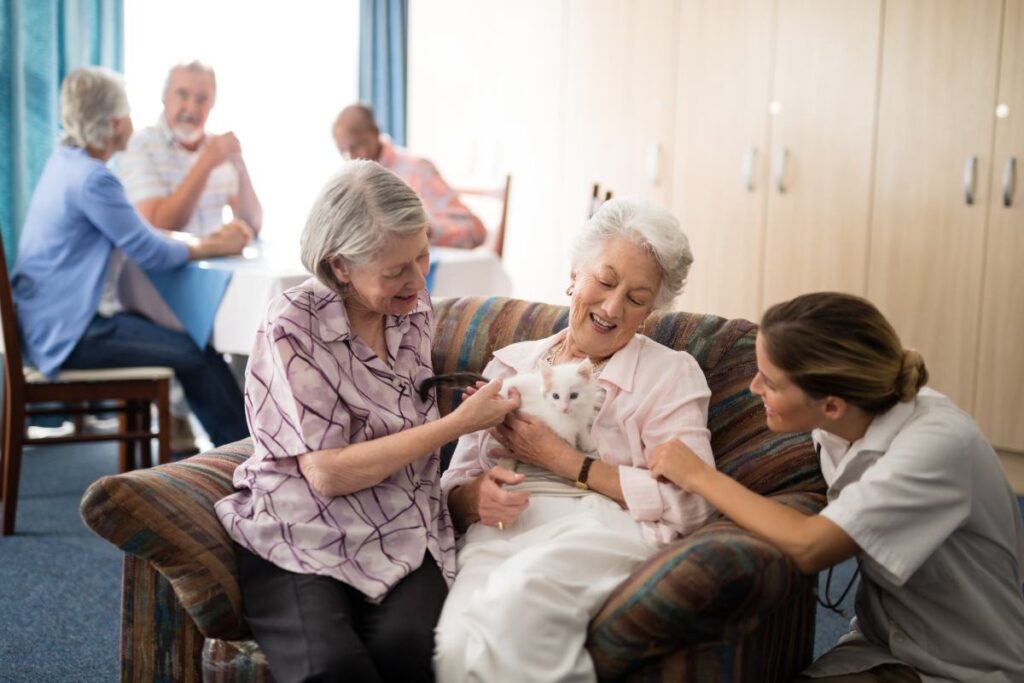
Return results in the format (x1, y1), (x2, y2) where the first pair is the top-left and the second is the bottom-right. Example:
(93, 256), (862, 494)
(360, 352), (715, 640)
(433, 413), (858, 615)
(408, 0), (1024, 450)
(672, 0), (774, 320)
(760, 0), (881, 309)
(867, 0), (1004, 411)
(975, 0), (1024, 451)
(672, 0), (880, 321)
(558, 0), (679, 282)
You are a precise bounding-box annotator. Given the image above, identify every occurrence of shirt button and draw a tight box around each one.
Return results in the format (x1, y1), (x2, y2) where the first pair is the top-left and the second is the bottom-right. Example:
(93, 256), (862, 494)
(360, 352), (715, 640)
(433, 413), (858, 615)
(892, 631), (907, 644)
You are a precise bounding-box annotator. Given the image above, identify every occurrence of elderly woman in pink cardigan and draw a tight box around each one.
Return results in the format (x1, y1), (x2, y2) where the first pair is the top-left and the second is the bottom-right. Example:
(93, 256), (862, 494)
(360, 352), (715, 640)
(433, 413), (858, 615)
(434, 198), (717, 683)
(216, 161), (517, 683)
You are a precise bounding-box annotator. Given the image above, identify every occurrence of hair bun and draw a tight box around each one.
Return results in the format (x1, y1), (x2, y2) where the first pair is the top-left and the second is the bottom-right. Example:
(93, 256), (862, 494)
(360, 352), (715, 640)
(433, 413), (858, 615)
(896, 348), (928, 401)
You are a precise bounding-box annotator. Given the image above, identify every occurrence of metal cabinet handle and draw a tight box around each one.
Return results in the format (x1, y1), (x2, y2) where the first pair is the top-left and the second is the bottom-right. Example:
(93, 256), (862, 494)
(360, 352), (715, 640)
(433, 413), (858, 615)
(741, 146), (757, 191)
(774, 147), (788, 194)
(1003, 157), (1017, 207)
(964, 155), (978, 205)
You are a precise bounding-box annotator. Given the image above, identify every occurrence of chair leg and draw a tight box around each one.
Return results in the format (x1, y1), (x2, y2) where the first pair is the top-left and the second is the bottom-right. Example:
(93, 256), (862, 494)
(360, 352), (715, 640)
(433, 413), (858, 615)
(118, 403), (134, 473)
(136, 401), (153, 469)
(2, 398), (26, 535)
(156, 380), (171, 466)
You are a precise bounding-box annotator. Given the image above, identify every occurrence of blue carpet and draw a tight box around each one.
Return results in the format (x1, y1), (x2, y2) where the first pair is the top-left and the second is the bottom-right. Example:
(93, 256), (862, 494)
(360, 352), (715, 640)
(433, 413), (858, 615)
(0, 441), (1021, 681)
(0, 443), (121, 682)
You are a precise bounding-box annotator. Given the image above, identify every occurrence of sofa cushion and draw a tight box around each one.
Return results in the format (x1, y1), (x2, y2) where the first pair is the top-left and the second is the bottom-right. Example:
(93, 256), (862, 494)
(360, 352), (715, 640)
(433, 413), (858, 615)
(80, 440), (254, 640)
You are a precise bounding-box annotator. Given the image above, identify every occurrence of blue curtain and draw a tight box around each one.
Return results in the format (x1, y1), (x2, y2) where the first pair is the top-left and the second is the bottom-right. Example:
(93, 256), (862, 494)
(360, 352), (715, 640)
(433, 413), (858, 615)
(359, 0), (407, 146)
(0, 0), (122, 266)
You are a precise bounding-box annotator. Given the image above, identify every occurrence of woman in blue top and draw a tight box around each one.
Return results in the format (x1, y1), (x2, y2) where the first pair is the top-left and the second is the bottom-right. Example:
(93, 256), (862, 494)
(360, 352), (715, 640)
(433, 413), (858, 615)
(12, 67), (251, 446)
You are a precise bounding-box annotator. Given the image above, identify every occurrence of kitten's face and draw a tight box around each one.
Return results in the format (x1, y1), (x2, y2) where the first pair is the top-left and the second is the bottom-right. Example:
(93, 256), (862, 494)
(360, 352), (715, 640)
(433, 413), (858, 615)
(540, 360), (594, 414)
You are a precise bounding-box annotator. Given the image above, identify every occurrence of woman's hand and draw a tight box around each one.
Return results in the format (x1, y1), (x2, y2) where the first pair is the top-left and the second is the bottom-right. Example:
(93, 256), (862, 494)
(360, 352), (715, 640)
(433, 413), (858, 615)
(449, 466), (529, 530)
(451, 378), (520, 434)
(491, 411), (576, 477)
(648, 439), (712, 491)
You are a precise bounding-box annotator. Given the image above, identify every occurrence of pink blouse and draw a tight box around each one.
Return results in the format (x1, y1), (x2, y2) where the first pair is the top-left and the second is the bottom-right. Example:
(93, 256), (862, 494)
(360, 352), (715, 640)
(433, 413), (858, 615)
(442, 331), (716, 545)
(216, 278), (456, 601)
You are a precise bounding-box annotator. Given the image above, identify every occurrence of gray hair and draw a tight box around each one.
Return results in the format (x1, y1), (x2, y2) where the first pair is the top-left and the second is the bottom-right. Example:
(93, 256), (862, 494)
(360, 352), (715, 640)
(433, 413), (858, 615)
(301, 160), (428, 295)
(162, 60), (217, 99)
(59, 67), (129, 150)
(571, 198), (693, 310)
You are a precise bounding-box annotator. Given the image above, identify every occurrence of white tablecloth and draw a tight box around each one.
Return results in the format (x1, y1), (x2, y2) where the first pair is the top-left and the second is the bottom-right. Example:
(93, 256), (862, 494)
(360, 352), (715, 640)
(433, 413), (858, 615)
(119, 244), (512, 355)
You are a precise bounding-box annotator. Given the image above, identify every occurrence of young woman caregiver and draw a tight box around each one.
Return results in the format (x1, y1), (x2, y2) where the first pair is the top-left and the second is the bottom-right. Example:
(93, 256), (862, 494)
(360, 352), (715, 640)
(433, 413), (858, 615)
(649, 292), (1024, 682)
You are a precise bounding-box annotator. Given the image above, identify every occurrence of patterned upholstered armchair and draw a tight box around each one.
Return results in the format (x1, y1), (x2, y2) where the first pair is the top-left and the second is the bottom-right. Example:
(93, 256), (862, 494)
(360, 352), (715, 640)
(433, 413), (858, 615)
(80, 297), (825, 682)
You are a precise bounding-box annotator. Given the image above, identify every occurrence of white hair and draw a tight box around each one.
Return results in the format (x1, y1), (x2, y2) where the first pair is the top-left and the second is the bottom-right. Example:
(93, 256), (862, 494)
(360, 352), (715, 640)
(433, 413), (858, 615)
(58, 67), (129, 150)
(162, 60), (217, 99)
(300, 160), (428, 295)
(571, 197), (693, 310)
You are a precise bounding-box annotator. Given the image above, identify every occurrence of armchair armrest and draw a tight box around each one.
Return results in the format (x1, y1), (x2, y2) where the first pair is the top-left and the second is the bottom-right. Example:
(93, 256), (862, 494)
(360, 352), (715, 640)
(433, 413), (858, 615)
(79, 440), (254, 640)
(587, 491), (825, 680)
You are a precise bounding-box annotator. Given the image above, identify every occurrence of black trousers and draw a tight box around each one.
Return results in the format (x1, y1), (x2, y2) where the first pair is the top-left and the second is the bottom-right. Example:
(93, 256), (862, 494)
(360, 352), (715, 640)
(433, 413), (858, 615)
(235, 544), (448, 683)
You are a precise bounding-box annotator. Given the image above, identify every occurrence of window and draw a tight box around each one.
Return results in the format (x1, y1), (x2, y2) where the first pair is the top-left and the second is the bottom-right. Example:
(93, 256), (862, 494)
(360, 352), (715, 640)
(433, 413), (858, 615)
(124, 0), (359, 240)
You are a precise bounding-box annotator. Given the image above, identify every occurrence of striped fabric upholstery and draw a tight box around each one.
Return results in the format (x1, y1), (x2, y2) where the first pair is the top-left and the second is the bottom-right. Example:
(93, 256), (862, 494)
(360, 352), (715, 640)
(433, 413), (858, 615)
(80, 442), (254, 640)
(81, 297), (825, 683)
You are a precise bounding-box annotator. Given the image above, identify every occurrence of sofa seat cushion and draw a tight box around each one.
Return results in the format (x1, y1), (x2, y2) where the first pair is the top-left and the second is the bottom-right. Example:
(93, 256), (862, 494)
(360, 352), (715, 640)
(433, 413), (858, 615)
(80, 440), (254, 640)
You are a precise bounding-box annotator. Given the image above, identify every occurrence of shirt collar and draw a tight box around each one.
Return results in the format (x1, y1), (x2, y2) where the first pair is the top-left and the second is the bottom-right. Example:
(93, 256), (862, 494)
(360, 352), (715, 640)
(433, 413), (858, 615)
(376, 134), (397, 167)
(491, 330), (645, 392)
(311, 278), (430, 343)
(813, 396), (917, 488)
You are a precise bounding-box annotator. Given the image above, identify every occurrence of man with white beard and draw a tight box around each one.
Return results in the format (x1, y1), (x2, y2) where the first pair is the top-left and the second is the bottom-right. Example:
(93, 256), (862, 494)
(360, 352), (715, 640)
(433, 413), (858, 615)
(117, 60), (262, 237)
(116, 61), (260, 454)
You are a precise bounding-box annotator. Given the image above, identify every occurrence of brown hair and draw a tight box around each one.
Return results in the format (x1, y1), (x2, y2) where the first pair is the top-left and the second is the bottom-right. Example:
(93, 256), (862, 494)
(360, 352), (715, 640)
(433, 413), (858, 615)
(760, 292), (928, 414)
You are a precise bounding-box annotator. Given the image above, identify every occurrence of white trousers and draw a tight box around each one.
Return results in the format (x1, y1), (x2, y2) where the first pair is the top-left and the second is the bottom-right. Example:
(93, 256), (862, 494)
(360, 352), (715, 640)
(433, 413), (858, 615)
(434, 494), (657, 683)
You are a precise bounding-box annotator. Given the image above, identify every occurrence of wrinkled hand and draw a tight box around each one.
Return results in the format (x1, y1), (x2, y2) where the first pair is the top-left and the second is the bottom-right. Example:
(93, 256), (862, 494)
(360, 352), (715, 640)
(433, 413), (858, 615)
(201, 132), (242, 168)
(491, 409), (570, 473)
(474, 466), (529, 528)
(648, 440), (709, 491)
(453, 378), (520, 434)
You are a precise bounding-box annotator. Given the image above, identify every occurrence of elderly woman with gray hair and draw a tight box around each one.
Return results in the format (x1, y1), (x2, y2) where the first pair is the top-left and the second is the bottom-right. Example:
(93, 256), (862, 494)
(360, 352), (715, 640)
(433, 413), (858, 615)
(434, 198), (716, 682)
(215, 160), (519, 683)
(11, 66), (250, 446)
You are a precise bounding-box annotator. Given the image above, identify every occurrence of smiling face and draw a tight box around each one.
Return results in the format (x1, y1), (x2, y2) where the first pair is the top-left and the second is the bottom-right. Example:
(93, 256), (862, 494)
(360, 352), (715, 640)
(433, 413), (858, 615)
(330, 229), (430, 318)
(567, 238), (661, 360)
(750, 332), (825, 433)
(162, 68), (215, 147)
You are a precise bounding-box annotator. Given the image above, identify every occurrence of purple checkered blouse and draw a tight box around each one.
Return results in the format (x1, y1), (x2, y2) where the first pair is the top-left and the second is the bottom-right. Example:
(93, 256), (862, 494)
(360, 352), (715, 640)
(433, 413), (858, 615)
(215, 278), (456, 601)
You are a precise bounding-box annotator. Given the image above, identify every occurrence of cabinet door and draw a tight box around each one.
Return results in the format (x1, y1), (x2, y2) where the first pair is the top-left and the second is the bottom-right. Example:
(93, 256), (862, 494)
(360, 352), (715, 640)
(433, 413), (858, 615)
(761, 0), (881, 308)
(976, 0), (1024, 451)
(559, 0), (678, 250)
(671, 0), (774, 320)
(867, 0), (1003, 409)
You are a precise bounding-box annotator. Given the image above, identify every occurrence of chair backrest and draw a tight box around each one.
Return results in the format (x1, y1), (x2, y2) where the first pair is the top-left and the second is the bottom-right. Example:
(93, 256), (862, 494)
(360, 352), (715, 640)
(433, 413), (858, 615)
(589, 183), (614, 218)
(0, 230), (27, 401)
(455, 174), (511, 258)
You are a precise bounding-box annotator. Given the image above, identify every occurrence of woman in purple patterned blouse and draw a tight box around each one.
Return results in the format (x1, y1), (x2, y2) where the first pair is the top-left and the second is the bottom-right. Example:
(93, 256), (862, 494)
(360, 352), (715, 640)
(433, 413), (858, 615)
(215, 161), (518, 683)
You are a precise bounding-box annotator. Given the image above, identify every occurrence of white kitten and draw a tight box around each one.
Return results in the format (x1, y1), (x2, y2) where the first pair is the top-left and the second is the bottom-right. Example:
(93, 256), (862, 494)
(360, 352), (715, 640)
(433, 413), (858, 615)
(498, 359), (598, 452)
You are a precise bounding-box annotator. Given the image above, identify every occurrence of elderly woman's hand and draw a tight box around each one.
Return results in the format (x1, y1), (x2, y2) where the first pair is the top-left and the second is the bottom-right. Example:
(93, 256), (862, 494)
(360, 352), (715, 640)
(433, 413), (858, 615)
(452, 378), (520, 434)
(491, 410), (577, 477)
(648, 439), (712, 492)
(449, 465), (529, 530)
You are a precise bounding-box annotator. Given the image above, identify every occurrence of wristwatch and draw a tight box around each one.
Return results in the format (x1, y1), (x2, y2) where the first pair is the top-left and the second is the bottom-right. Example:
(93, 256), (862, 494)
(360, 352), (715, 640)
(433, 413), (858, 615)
(574, 457), (594, 490)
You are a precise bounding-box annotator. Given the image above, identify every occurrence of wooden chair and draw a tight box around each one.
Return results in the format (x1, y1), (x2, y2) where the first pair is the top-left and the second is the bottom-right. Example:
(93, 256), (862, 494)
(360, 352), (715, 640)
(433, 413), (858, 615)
(455, 174), (511, 258)
(589, 182), (614, 218)
(0, 233), (172, 535)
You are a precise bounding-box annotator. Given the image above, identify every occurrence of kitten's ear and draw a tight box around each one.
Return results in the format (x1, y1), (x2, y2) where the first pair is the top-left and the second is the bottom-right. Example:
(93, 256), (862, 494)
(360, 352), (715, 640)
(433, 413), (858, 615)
(577, 358), (593, 380)
(540, 365), (554, 390)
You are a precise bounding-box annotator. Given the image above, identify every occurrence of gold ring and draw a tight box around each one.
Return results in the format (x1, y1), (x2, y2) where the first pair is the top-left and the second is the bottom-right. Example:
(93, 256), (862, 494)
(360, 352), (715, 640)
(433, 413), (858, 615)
(497, 521), (505, 531)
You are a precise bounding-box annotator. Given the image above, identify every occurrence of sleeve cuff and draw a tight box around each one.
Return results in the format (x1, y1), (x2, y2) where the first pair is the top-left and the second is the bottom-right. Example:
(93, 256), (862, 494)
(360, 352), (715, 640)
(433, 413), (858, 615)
(619, 465), (663, 521)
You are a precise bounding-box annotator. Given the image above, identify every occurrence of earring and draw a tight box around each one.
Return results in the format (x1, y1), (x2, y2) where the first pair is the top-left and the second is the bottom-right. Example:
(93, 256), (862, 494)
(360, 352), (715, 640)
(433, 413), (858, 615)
(566, 284), (575, 296)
